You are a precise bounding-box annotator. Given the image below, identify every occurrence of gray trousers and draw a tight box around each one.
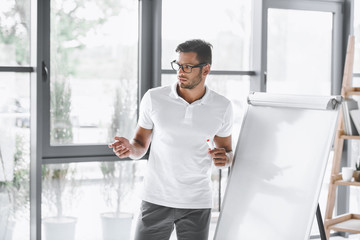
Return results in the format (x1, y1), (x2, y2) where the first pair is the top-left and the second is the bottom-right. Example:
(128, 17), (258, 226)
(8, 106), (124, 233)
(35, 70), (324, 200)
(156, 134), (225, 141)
(134, 201), (211, 240)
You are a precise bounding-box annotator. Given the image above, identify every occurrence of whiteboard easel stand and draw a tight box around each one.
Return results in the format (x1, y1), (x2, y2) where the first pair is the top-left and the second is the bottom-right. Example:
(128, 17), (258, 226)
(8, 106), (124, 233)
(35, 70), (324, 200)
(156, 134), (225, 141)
(317, 204), (327, 240)
(214, 93), (340, 240)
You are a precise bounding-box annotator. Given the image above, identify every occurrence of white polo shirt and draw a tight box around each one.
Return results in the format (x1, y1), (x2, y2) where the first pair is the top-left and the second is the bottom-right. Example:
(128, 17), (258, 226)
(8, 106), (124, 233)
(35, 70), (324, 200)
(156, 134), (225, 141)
(138, 83), (233, 209)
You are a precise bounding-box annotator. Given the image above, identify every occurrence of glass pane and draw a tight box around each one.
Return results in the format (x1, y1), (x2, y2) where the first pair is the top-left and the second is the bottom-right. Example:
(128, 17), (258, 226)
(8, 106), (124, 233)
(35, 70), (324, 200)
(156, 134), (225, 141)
(0, 72), (30, 239)
(353, 76), (360, 88)
(162, 0), (252, 71)
(267, 9), (332, 95)
(0, 0), (30, 66)
(42, 161), (146, 240)
(350, 186), (360, 213)
(350, 77), (360, 215)
(350, 139), (360, 214)
(50, 0), (138, 145)
(355, 0), (360, 73)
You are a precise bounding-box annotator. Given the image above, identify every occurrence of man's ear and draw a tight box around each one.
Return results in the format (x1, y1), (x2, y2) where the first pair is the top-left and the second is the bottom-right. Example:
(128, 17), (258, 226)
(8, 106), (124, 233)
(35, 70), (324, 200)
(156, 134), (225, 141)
(202, 64), (211, 76)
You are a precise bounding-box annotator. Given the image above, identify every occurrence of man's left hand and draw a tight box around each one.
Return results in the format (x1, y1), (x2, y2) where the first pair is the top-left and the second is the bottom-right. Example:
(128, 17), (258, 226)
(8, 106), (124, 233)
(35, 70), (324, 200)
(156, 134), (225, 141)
(208, 148), (228, 167)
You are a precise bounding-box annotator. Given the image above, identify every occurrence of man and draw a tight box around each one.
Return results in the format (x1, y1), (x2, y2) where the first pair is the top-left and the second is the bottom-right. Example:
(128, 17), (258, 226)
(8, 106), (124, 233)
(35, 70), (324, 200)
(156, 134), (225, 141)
(108, 39), (233, 240)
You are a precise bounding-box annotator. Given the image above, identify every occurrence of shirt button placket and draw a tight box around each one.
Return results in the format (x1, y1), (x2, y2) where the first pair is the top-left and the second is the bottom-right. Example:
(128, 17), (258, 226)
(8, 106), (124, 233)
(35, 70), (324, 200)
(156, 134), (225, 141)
(185, 105), (193, 119)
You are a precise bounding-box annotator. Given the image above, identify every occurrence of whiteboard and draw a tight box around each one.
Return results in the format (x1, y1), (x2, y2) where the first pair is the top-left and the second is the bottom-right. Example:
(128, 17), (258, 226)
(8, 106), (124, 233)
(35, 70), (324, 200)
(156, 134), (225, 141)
(214, 92), (341, 240)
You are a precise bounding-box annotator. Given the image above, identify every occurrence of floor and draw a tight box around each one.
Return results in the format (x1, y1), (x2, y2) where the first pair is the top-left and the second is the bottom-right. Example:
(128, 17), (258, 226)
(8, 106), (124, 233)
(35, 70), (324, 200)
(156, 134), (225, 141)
(329, 235), (360, 240)
(167, 212), (360, 240)
(168, 221), (360, 240)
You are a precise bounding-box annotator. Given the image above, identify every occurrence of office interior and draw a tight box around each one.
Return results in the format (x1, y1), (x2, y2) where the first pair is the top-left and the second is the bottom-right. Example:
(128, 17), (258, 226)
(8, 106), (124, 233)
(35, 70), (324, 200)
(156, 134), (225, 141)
(0, 0), (360, 239)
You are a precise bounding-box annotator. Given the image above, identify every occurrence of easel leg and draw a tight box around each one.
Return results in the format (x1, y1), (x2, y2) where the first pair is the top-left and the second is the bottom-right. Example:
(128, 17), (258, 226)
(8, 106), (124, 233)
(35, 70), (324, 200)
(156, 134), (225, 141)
(317, 204), (327, 240)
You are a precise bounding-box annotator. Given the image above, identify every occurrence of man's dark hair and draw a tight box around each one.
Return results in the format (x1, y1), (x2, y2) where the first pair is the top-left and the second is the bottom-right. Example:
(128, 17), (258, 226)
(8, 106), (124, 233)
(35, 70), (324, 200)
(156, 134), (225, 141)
(175, 39), (212, 65)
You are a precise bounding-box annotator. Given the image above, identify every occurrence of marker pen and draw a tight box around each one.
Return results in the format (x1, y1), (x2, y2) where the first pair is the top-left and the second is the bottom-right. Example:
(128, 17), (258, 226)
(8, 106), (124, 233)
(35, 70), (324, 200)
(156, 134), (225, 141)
(207, 139), (215, 150)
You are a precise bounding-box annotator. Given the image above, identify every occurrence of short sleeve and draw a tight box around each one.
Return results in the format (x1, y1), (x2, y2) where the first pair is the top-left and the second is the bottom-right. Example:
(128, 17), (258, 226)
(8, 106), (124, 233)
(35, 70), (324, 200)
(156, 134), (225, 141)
(138, 90), (154, 129)
(216, 102), (233, 137)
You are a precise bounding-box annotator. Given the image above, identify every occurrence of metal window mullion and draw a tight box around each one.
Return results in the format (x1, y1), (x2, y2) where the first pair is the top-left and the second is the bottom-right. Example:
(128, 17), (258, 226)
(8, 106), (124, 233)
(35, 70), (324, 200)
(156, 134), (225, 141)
(138, 0), (162, 100)
(251, 0), (267, 92)
(41, 0), (51, 161)
(336, 2), (353, 238)
(42, 154), (149, 165)
(42, 155), (126, 164)
(30, 0), (47, 239)
(161, 69), (255, 76)
(0, 66), (34, 72)
(152, 0), (162, 88)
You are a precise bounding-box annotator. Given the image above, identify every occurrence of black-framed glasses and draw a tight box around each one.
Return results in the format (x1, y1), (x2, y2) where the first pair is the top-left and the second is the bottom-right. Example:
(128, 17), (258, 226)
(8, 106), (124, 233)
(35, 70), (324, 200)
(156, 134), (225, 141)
(171, 60), (208, 73)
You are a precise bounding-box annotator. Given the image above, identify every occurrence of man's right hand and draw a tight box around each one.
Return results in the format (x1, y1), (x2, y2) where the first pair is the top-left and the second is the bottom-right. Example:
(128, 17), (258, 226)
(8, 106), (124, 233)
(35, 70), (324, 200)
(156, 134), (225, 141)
(108, 136), (132, 158)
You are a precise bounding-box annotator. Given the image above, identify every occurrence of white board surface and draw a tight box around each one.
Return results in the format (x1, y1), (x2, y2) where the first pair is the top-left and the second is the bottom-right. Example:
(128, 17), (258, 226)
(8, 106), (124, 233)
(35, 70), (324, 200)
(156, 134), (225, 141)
(214, 93), (340, 240)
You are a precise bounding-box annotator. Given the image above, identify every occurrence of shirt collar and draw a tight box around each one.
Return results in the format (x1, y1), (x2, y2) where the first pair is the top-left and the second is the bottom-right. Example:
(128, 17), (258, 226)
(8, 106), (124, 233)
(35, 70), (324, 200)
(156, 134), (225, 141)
(169, 82), (180, 99)
(169, 82), (211, 105)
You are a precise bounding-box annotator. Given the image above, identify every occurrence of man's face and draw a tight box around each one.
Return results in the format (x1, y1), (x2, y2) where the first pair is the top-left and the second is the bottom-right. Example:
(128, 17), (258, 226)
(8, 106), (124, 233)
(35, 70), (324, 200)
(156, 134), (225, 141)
(176, 52), (205, 90)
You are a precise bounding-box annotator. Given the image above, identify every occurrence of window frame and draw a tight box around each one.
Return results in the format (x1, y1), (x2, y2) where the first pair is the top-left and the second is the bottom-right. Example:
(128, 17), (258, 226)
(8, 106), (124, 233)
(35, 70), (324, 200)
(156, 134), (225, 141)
(30, 0), (145, 239)
(37, 0), (142, 163)
(26, 0), (355, 239)
(252, 0), (344, 94)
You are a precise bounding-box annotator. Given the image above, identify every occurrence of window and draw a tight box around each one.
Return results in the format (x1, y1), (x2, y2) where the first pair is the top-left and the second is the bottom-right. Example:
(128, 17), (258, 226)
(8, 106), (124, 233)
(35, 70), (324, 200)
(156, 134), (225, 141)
(0, 1), (31, 239)
(0, 73), (30, 240)
(40, 1), (140, 239)
(4, 0), (354, 239)
(162, 0), (252, 71)
(42, 161), (147, 239)
(49, 0), (138, 145)
(0, 1), (30, 66)
(267, 9), (332, 95)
